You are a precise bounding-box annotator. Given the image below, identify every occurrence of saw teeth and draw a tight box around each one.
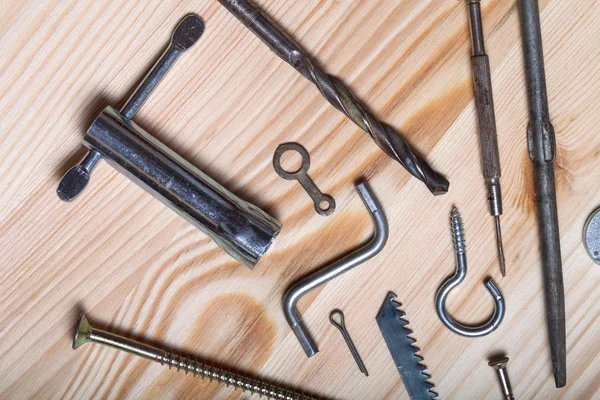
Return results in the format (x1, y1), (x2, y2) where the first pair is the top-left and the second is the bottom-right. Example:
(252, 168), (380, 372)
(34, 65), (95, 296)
(377, 292), (438, 399)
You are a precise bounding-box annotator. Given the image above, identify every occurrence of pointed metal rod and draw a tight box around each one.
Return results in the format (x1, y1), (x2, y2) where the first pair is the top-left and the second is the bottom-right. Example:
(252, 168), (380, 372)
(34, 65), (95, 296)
(518, 0), (565, 388)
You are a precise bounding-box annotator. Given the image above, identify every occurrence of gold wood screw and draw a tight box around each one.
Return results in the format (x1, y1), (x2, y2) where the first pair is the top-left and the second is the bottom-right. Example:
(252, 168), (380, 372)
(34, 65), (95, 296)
(73, 314), (316, 400)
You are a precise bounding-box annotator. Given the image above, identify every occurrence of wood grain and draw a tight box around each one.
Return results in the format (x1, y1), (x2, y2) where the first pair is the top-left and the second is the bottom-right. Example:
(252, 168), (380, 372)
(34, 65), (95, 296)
(1, 0), (599, 398)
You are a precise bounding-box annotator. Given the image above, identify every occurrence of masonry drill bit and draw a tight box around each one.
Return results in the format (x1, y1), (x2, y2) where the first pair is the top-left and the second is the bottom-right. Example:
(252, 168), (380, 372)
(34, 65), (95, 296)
(218, 0), (449, 196)
(518, 0), (565, 388)
(464, 0), (506, 276)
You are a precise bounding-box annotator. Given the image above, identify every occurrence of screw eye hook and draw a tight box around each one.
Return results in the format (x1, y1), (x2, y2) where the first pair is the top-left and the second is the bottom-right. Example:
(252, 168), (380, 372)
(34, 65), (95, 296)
(435, 207), (506, 337)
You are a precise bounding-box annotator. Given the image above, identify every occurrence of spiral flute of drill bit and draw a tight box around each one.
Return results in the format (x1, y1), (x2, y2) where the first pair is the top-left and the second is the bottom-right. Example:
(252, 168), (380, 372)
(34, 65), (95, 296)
(73, 314), (316, 400)
(218, 0), (449, 196)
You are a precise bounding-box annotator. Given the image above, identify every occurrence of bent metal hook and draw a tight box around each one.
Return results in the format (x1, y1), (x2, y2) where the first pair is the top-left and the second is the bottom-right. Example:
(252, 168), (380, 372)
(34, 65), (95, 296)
(283, 181), (388, 357)
(435, 207), (505, 337)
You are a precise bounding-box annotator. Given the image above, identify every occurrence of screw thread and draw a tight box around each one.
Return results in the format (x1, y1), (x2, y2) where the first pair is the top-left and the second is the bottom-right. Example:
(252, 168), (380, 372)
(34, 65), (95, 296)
(156, 351), (314, 400)
(451, 207), (466, 254)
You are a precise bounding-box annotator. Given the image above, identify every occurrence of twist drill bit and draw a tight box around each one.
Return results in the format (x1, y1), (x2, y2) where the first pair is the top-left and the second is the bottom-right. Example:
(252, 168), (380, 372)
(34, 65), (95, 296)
(218, 0), (449, 196)
(464, 0), (506, 276)
(518, 0), (565, 388)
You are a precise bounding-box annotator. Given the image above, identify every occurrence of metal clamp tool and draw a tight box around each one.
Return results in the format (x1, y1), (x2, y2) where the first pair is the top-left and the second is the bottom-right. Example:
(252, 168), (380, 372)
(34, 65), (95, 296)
(56, 15), (281, 269)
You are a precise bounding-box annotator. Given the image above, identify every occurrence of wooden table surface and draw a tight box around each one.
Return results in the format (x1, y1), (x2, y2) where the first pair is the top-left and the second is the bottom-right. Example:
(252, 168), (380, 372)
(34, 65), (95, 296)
(1, 0), (599, 398)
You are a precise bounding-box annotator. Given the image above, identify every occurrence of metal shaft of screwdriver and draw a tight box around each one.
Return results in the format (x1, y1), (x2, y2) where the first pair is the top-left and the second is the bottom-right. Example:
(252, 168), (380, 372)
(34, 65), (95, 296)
(217, 0), (449, 196)
(74, 15), (202, 182)
(465, 0), (506, 276)
(73, 315), (315, 400)
(518, 0), (565, 388)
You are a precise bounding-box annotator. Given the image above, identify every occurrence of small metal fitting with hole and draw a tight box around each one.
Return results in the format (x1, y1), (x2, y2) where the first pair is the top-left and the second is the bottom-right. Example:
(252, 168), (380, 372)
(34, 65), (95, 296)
(273, 143), (335, 216)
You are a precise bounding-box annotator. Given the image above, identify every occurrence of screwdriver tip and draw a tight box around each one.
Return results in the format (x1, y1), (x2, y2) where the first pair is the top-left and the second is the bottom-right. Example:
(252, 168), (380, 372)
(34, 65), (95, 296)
(494, 216), (506, 277)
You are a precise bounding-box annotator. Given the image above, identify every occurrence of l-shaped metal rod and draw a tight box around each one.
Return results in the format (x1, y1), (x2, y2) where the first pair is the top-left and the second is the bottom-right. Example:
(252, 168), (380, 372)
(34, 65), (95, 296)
(283, 182), (389, 357)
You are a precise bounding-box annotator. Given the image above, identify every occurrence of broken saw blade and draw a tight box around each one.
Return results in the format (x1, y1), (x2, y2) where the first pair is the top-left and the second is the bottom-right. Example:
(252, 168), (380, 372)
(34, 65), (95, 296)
(376, 292), (437, 400)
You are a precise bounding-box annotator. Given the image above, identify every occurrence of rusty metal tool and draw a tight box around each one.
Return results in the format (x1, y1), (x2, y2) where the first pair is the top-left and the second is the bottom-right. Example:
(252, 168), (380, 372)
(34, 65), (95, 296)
(273, 143), (335, 216)
(376, 292), (437, 400)
(518, 0), (565, 387)
(283, 181), (388, 357)
(329, 310), (368, 376)
(73, 314), (317, 400)
(464, 0), (506, 276)
(218, 0), (449, 196)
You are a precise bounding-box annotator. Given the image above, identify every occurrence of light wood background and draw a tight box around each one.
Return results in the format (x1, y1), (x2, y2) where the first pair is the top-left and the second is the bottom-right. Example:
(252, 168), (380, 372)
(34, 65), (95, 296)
(1, 0), (599, 399)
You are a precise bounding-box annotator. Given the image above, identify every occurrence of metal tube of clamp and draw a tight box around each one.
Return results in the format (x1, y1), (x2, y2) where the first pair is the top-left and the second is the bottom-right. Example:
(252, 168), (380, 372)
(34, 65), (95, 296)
(84, 106), (281, 269)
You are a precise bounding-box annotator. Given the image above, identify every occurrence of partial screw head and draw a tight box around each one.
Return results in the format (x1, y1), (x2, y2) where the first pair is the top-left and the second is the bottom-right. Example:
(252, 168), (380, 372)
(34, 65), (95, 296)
(488, 356), (509, 370)
(73, 314), (92, 350)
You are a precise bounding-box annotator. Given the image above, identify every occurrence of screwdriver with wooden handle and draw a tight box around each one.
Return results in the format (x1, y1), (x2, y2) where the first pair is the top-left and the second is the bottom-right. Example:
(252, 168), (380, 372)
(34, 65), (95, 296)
(465, 0), (506, 276)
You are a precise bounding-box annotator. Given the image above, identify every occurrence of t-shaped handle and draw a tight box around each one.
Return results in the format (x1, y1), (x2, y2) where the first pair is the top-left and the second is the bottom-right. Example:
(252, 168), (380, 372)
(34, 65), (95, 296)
(57, 15), (205, 201)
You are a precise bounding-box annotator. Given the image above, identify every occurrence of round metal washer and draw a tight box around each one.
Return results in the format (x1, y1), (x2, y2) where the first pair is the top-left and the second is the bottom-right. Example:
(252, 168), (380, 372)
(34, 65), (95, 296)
(273, 142), (310, 180)
(583, 207), (600, 264)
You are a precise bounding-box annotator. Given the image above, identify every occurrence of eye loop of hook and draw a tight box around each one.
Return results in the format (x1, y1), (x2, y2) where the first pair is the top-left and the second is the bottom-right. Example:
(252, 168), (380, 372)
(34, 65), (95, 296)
(435, 207), (506, 337)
